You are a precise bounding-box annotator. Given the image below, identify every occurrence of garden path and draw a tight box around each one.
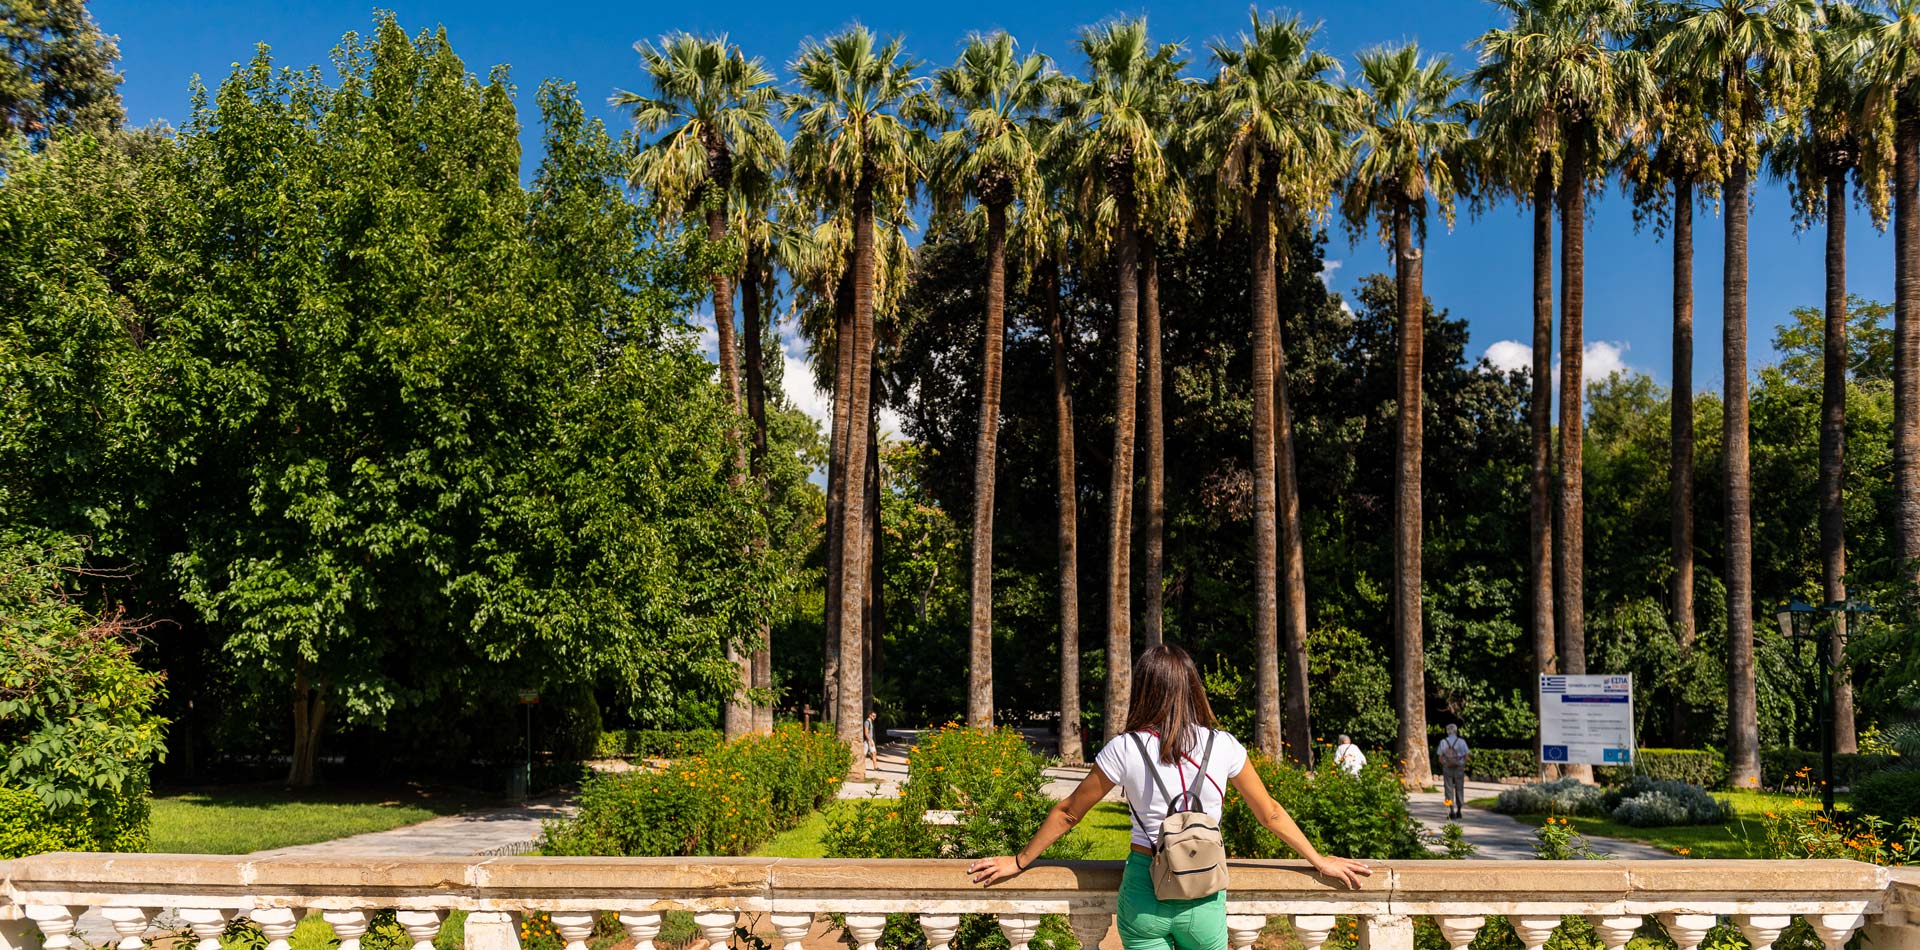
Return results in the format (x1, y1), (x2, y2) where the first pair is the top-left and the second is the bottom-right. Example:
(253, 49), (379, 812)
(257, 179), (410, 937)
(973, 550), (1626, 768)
(1407, 780), (1675, 860)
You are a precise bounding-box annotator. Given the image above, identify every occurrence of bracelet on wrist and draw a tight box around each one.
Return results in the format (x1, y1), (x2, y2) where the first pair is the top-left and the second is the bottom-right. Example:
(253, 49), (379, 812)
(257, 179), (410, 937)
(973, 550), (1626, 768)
(1014, 854), (1029, 871)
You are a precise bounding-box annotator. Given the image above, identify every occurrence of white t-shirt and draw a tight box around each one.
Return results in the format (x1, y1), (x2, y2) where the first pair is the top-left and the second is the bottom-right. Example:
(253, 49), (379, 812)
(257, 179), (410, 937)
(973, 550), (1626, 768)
(1334, 742), (1366, 774)
(1093, 726), (1248, 848)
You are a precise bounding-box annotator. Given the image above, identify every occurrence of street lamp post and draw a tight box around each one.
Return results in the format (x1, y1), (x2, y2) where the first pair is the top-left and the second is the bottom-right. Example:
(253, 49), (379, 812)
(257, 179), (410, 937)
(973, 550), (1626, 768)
(1773, 598), (1872, 817)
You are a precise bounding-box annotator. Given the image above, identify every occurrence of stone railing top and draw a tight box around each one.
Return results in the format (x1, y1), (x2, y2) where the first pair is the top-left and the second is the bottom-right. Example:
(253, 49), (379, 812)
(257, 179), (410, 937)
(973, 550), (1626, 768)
(0, 854), (1896, 917)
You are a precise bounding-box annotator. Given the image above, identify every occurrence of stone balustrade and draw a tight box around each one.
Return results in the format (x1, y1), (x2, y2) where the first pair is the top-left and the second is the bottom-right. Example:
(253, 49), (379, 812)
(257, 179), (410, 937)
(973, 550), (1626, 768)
(1, 855), (1916, 950)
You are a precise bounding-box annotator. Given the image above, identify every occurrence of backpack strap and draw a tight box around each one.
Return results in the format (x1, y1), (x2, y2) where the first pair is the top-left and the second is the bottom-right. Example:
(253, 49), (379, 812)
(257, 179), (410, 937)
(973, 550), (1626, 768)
(1131, 733), (1177, 809)
(1175, 729), (1216, 811)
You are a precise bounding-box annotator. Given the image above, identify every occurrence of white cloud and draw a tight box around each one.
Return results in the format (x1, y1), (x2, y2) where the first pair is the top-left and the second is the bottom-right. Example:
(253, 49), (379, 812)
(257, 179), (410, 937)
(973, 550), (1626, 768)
(1322, 259), (1343, 277)
(772, 312), (904, 447)
(1483, 339), (1533, 375)
(1582, 341), (1629, 382)
(1478, 339), (1634, 389)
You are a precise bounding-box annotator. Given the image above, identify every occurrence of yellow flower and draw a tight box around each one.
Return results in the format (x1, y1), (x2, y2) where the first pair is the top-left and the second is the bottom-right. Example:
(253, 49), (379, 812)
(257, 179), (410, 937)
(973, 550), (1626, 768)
(1675, 847), (1691, 856)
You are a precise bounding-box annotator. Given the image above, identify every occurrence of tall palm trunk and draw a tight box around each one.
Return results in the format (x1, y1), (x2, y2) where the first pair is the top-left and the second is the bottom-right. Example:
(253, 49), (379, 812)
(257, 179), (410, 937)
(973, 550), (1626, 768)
(744, 240), (774, 734)
(1725, 157), (1760, 789)
(967, 201), (1010, 728)
(709, 196), (752, 739)
(1250, 172), (1283, 760)
(836, 173), (879, 779)
(1047, 260), (1084, 763)
(1556, 126), (1592, 783)
(865, 383), (884, 718)
(1273, 216), (1312, 766)
(1822, 169), (1856, 754)
(1142, 236), (1167, 648)
(1528, 156), (1557, 770)
(1671, 177), (1696, 747)
(823, 268), (855, 724)
(1897, 108), (1920, 591)
(1105, 183), (1141, 742)
(1392, 197), (1430, 786)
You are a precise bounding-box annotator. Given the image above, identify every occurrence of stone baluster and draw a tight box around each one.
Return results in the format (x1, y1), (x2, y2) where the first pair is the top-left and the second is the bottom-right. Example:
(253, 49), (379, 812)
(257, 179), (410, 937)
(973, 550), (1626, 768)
(693, 912), (738, 950)
(1591, 916), (1644, 950)
(1810, 913), (1868, 950)
(1293, 915), (1337, 950)
(1436, 917), (1487, 950)
(1658, 913), (1718, 950)
(1509, 918), (1562, 950)
(459, 912), (516, 950)
(22, 907), (80, 950)
(396, 911), (447, 950)
(1361, 915), (1415, 950)
(1227, 916), (1268, 950)
(324, 911), (374, 950)
(256, 908), (302, 950)
(553, 913), (600, 950)
(101, 908), (156, 950)
(1067, 912), (1111, 950)
(1, 905), (39, 950)
(179, 909), (237, 950)
(997, 917), (1041, 950)
(621, 913), (666, 950)
(918, 916), (962, 950)
(843, 916), (888, 950)
(1737, 916), (1792, 950)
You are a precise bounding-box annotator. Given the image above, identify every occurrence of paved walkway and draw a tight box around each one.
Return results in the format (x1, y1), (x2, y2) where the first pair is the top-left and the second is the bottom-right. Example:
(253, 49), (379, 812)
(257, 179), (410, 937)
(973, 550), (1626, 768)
(1408, 780), (1675, 860)
(247, 797), (575, 859)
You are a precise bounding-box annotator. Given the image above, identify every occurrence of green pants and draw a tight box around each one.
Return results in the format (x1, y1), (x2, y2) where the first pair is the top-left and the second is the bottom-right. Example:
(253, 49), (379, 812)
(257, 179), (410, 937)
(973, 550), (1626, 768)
(1116, 852), (1228, 950)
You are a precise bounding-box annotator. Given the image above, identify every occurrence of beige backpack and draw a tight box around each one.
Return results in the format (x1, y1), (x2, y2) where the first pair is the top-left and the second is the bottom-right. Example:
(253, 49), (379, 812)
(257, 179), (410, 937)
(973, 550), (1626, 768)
(1131, 731), (1228, 900)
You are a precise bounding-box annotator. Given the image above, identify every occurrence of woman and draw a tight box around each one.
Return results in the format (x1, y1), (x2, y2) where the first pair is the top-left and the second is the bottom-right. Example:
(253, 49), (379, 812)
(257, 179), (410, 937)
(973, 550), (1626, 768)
(969, 645), (1371, 950)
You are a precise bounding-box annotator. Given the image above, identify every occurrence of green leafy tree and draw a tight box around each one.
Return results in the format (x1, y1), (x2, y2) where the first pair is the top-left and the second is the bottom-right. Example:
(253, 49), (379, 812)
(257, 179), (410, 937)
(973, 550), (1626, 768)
(0, 0), (121, 141)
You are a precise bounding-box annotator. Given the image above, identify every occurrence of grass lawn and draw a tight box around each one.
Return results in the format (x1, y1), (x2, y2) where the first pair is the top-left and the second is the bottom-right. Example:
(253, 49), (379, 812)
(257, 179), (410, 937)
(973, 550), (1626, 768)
(149, 784), (490, 854)
(752, 801), (855, 857)
(1471, 789), (1834, 859)
(749, 799), (1138, 859)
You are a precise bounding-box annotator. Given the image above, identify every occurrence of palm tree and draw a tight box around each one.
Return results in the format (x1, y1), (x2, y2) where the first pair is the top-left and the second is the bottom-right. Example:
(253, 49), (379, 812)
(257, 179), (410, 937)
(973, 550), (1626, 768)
(1054, 19), (1185, 741)
(927, 32), (1055, 728)
(786, 26), (925, 777)
(731, 143), (787, 735)
(1343, 43), (1470, 787)
(1623, 0), (1723, 744)
(617, 33), (784, 739)
(1658, 0), (1818, 789)
(1855, 0), (1920, 599)
(1471, 0), (1563, 768)
(1197, 10), (1348, 762)
(1766, 0), (1882, 753)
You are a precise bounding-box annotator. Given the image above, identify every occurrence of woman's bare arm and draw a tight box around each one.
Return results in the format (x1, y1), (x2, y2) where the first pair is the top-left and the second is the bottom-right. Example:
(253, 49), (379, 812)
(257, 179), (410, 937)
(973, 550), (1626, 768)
(969, 767), (1117, 885)
(1228, 767), (1373, 888)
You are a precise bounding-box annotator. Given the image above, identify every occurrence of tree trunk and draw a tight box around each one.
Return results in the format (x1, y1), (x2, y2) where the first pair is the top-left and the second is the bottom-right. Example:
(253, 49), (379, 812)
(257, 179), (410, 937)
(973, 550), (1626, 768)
(710, 200), (751, 740)
(823, 268), (855, 725)
(744, 239), (774, 734)
(1822, 169), (1857, 754)
(1392, 198), (1430, 787)
(1670, 176), (1696, 747)
(287, 665), (326, 787)
(1047, 260), (1085, 763)
(837, 172), (879, 778)
(1897, 108), (1920, 592)
(865, 384), (884, 718)
(967, 202), (1009, 728)
(1556, 126), (1592, 784)
(1142, 235), (1167, 648)
(1274, 209), (1313, 767)
(1529, 156), (1558, 773)
(1725, 157), (1760, 789)
(1105, 183), (1141, 742)
(1250, 172), (1283, 760)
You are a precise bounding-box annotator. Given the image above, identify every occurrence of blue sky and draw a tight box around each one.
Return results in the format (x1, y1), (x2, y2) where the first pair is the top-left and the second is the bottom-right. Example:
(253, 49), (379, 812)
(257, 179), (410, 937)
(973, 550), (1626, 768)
(95, 0), (1890, 407)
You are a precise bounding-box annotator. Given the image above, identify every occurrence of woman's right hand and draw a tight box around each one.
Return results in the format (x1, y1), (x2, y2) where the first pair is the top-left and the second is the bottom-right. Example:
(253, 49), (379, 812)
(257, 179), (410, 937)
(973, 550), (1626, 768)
(1308, 854), (1373, 889)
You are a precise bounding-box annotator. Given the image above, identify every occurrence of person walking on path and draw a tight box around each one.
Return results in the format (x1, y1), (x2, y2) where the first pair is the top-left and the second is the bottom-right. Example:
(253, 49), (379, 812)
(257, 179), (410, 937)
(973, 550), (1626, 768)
(863, 711), (878, 771)
(1333, 734), (1366, 775)
(1436, 724), (1470, 819)
(969, 645), (1371, 950)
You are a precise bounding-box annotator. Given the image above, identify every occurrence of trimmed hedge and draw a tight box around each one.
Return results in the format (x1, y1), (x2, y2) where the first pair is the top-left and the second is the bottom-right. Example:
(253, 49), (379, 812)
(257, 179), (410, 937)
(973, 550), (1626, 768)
(1223, 750), (1427, 859)
(1852, 769), (1920, 822)
(0, 783), (150, 858)
(1466, 748), (1540, 782)
(1762, 749), (1899, 789)
(592, 729), (723, 760)
(1595, 748), (1727, 788)
(542, 725), (847, 856)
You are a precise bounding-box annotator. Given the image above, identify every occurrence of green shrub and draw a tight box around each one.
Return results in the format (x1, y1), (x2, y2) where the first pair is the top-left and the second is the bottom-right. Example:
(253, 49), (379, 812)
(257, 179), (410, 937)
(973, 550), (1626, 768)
(540, 724), (847, 856)
(1594, 748), (1727, 788)
(1762, 749), (1899, 789)
(0, 782), (150, 858)
(1222, 749), (1426, 859)
(1493, 778), (1606, 817)
(592, 729), (724, 760)
(535, 685), (603, 763)
(1466, 748), (1539, 782)
(824, 725), (1087, 860)
(1852, 769), (1920, 822)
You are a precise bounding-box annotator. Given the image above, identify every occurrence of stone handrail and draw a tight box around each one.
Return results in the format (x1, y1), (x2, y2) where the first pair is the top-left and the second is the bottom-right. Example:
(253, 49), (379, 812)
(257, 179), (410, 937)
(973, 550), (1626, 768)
(0, 855), (1915, 950)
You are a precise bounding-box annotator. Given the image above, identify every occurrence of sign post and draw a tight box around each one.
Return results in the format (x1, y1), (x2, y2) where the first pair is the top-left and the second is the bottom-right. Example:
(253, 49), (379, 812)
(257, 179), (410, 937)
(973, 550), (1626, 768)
(1538, 674), (1635, 769)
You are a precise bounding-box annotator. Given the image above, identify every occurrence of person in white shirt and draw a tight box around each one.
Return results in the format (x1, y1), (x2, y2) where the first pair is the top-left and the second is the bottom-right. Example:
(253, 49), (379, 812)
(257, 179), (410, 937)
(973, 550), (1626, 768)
(969, 645), (1371, 950)
(1333, 735), (1367, 775)
(1435, 724), (1471, 819)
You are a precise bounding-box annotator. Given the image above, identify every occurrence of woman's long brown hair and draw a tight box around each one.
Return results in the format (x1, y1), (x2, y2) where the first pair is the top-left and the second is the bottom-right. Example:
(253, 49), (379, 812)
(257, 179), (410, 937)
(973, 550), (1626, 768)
(1120, 644), (1218, 764)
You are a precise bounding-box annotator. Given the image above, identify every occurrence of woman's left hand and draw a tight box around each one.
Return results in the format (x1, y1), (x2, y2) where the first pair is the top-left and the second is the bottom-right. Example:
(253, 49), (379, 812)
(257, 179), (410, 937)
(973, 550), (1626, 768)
(968, 855), (1022, 885)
